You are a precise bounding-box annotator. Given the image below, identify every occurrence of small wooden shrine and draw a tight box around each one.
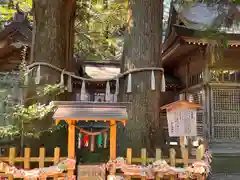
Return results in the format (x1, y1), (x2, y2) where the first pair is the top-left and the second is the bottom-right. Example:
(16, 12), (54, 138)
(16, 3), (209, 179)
(52, 101), (129, 178)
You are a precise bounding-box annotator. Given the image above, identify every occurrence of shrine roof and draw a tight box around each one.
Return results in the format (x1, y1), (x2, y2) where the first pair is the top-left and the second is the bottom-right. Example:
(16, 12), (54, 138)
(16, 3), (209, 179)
(83, 61), (182, 85)
(160, 100), (201, 111)
(162, 3), (240, 67)
(52, 101), (129, 121)
(85, 63), (120, 79)
(0, 12), (32, 47)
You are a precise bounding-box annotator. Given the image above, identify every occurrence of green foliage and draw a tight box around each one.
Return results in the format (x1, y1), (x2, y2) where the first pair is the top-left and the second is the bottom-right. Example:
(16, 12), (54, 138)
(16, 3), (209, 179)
(0, 0), (127, 60)
(0, 0), (32, 22)
(0, 64), (65, 139)
(74, 0), (127, 60)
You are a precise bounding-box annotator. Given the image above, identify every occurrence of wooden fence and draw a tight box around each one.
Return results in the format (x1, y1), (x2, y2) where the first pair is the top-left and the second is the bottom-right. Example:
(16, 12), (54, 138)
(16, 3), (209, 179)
(0, 147), (68, 179)
(126, 145), (205, 165)
(0, 147), (66, 168)
(122, 145), (206, 180)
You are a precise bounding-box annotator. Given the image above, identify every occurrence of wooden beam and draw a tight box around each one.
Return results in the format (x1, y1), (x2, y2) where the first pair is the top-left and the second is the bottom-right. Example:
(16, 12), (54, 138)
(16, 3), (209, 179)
(109, 120), (117, 160)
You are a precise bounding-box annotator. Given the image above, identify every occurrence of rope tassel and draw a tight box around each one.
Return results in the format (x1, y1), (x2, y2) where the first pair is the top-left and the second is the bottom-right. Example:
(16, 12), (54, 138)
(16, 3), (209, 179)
(105, 81), (111, 102)
(114, 78), (119, 102)
(83, 135), (89, 147)
(60, 70), (64, 87)
(24, 67), (29, 85)
(97, 134), (103, 148)
(78, 133), (82, 149)
(151, 70), (156, 90)
(90, 135), (95, 152)
(80, 80), (87, 101)
(127, 73), (132, 93)
(35, 65), (41, 85)
(103, 132), (108, 148)
(67, 74), (72, 92)
(161, 73), (166, 92)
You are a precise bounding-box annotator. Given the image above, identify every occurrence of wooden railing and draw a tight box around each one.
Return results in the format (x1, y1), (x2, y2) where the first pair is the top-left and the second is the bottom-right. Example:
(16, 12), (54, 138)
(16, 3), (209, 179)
(0, 147), (68, 179)
(0, 147), (66, 168)
(121, 145), (206, 180)
(126, 145), (205, 165)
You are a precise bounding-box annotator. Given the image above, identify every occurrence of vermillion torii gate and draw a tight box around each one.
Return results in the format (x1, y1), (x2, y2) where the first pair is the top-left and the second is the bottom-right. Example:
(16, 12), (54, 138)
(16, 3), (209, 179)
(52, 101), (129, 174)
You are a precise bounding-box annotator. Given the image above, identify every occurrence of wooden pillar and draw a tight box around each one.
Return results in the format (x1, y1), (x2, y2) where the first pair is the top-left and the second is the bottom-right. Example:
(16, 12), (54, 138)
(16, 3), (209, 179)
(180, 136), (185, 158)
(67, 120), (75, 176)
(68, 120), (76, 158)
(109, 120), (117, 160)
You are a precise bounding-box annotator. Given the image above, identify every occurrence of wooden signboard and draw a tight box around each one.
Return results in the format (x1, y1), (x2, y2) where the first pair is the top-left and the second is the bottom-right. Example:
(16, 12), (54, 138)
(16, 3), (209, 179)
(77, 165), (106, 180)
(166, 108), (197, 137)
(161, 100), (201, 137)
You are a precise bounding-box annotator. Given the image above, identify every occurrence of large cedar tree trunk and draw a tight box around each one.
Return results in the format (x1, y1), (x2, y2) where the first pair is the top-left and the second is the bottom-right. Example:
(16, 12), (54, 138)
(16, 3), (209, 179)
(28, 0), (76, 152)
(119, 0), (164, 155)
(31, 0), (75, 74)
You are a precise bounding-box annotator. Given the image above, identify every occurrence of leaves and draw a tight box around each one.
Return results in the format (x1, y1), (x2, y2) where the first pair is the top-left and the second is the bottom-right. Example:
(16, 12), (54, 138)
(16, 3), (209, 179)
(74, 0), (127, 60)
(0, 0), (32, 22)
(0, 63), (64, 139)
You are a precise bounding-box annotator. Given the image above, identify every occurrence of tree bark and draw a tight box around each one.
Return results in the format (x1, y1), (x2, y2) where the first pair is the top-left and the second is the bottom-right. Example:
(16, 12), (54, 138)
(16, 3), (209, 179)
(31, 0), (76, 74)
(119, 0), (164, 155)
(27, 0), (76, 150)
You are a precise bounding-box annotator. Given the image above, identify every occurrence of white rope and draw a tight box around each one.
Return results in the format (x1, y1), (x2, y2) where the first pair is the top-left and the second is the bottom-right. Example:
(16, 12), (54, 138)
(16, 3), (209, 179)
(27, 62), (164, 82)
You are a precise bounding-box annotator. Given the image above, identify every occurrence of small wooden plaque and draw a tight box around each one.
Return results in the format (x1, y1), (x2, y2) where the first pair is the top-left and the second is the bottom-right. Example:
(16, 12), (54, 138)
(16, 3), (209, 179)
(77, 165), (106, 180)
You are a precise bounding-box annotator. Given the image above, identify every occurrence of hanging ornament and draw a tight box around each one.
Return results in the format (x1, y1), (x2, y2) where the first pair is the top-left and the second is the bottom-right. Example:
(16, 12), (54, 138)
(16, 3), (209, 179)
(60, 70), (64, 87)
(78, 132), (82, 149)
(35, 65), (41, 85)
(83, 135), (89, 147)
(97, 134), (103, 148)
(67, 74), (72, 92)
(103, 131), (108, 148)
(114, 78), (119, 102)
(80, 81), (87, 101)
(161, 73), (166, 92)
(105, 81), (111, 102)
(90, 135), (95, 152)
(24, 67), (29, 85)
(151, 70), (156, 90)
(127, 73), (132, 93)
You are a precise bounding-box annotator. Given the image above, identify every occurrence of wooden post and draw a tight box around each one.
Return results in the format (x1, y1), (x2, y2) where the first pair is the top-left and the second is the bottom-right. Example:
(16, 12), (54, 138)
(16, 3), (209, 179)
(140, 148), (147, 180)
(126, 148), (132, 164)
(126, 148), (132, 180)
(109, 120), (117, 160)
(68, 120), (76, 158)
(155, 149), (162, 180)
(67, 120), (76, 177)
(141, 148), (147, 165)
(169, 148), (176, 180)
(183, 148), (188, 167)
(54, 147), (60, 180)
(180, 136), (185, 158)
(9, 147), (16, 166)
(24, 148), (31, 169)
(39, 147), (45, 168)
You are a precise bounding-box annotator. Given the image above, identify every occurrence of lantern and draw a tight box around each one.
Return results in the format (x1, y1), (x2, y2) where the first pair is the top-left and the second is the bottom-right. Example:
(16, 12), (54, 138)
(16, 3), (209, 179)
(161, 100), (201, 137)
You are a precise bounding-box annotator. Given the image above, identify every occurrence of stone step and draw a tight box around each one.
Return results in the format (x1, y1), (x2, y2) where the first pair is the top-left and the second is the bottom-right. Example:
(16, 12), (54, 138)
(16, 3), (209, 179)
(210, 173), (240, 180)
